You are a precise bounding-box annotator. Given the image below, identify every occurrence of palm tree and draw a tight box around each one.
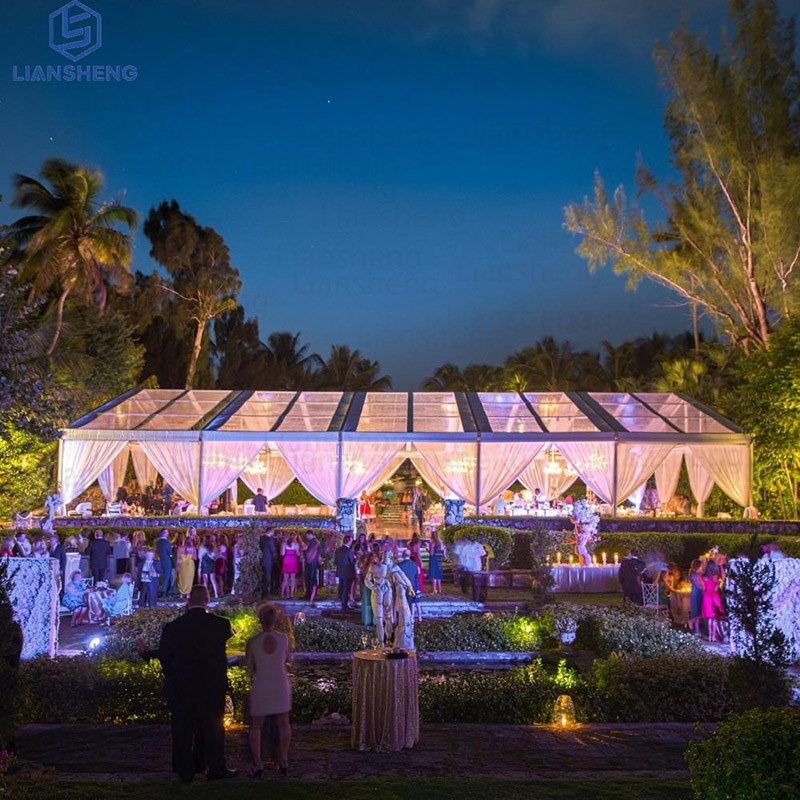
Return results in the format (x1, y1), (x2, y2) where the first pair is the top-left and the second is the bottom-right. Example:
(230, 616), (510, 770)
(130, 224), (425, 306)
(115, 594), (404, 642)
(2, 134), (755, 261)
(317, 345), (392, 391)
(423, 363), (505, 391)
(264, 331), (323, 389)
(5, 159), (137, 355)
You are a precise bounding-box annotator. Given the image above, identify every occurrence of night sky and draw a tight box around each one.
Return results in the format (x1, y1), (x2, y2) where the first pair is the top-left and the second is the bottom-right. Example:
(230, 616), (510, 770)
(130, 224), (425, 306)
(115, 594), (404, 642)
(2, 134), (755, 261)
(1, 0), (755, 388)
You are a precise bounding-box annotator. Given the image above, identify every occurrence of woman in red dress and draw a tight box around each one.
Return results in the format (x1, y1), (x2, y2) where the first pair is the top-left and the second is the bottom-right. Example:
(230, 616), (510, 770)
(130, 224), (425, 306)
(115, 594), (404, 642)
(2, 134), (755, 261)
(214, 533), (229, 595)
(408, 532), (425, 593)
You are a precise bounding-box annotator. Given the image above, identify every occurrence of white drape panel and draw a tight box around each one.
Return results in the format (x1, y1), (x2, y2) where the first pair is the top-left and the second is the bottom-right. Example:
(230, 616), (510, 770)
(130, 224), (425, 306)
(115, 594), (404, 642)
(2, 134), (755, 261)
(276, 442), (339, 506)
(340, 441), (403, 500)
(616, 443), (673, 504)
(130, 442), (158, 491)
(366, 457), (404, 496)
(61, 439), (128, 505)
(479, 442), (543, 506)
(239, 449), (295, 501)
(556, 441), (616, 504)
(654, 447), (683, 510)
(627, 482), (647, 511)
(690, 444), (751, 507)
(98, 445), (131, 502)
(200, 440), (266, 506)
(685, 449), (714, 517)
(519, 451), (578, 501)
(139, 441), (200, 506)
(415, 442), (478, 503)
(413, 455), (452, 498)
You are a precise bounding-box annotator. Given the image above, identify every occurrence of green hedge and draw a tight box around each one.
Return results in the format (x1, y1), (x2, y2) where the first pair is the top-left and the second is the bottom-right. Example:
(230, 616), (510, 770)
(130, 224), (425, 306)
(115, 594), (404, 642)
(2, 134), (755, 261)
(438, 524), (514, 568)
(595, 532), (800, 566)
(686, 708), (800, 800)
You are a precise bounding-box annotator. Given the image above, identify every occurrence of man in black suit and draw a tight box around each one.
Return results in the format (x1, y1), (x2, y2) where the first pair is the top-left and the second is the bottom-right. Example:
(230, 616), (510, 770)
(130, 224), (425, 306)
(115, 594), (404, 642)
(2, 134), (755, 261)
(334, 534), (356, 611)
(157, 585), (235, 784)
(48, 534), (67, 586)
(258, 527), (277, 597)
(86, 530), (111, 584)
(155, 529), (174, 598)
(252, 488), (268, 513)
(618, 549), (646, 605)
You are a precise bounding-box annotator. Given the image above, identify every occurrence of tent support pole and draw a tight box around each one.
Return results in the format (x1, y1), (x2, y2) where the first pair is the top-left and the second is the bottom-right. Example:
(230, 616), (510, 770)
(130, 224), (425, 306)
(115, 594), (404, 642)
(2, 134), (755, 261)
(336, 432), (344, 501)
(475, 433), (482, 514)
(197, 434), (205, 510)
(57, 437), (64, 512)
(748, 440), (754, 510)
(611, 434), (619, 518)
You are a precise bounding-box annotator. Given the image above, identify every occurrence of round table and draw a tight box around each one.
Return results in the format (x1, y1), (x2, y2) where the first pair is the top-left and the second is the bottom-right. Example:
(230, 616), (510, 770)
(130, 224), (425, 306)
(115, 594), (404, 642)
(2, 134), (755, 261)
(351, 650), (419, 752)
(550, 565), (621, 593)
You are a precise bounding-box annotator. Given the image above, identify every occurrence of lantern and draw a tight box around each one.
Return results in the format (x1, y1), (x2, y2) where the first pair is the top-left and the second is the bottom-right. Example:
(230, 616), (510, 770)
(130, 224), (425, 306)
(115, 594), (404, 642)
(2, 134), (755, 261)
(223, 694), (235, 729)
(294, 611), (306, 626)
(553, 695), (576, 727)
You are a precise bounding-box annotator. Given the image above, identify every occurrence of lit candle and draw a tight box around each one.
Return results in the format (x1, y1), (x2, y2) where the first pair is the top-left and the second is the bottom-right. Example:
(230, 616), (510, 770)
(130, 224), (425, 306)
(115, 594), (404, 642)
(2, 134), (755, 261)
(613, 552), (619, 565)
(591, 555), (597, 566)
(602, 551), (607, 565)
(568, 554), (574, 565)
(556, 551), (562, 565)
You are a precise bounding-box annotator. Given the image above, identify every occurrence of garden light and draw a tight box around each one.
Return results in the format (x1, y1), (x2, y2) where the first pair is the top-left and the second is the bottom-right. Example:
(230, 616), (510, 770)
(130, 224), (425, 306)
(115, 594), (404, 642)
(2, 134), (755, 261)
(87, 635), (104, 652)
(554, 695), (576, 728)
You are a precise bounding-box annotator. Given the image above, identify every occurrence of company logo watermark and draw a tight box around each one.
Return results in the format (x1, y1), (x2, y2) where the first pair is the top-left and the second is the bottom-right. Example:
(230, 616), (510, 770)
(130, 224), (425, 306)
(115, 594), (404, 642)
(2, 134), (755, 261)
(49, 1), (101, 61)
(12, 2), (137, 82)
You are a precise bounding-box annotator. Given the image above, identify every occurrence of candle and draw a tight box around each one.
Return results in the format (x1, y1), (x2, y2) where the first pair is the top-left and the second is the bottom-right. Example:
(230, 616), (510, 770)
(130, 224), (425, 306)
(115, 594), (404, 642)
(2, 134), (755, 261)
(556, 551), (562, 564)
(602, 551), (607, 565)
(613, 552), (619, 565)
(591, 555), (597, 566)
(568, 554), (574, 565)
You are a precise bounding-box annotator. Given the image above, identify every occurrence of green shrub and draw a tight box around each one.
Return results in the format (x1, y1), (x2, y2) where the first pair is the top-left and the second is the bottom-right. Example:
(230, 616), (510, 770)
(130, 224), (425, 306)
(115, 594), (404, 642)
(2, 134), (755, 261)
(549, 603), (703, 658)
(593, 652), (733, 722)
(439, 524), (514, 568)
(686, 708), (800, 800)
(102, 607), (182, 660)
(420, 660), (590, 724)
(293, 618), (364, 653)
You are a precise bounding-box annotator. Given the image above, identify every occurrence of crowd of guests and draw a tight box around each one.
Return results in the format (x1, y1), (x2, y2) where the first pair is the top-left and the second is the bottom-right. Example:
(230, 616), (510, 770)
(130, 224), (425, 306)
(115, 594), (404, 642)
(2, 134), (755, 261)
(617, 542), (787, 642)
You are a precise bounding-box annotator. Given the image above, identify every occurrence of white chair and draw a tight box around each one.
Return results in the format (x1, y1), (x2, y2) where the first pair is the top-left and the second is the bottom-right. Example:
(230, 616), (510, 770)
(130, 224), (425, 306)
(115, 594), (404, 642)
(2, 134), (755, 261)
(68, 502), (93, 518)
(243, 501), (255, 516)
(642, 582), (663, 612)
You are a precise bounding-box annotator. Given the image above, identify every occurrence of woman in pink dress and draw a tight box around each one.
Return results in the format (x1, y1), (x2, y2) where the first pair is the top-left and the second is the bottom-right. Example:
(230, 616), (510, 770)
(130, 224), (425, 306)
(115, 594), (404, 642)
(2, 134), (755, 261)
(214, 533), (229, 596)
(701, 560), (725, 642)
(408, 532), (425, 593)
(280, 536), (301, 598)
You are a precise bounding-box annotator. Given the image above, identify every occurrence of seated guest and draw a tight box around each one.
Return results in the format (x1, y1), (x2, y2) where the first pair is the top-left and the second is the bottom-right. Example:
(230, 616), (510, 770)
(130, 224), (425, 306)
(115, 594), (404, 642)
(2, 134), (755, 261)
(62, 570), (90, 626)
(32, 538), (49, 558)
(1, 537), (17, 556)
(101, 573), (134, 620)
(252, 488), (268, 513)
(618, 549), (646, 605)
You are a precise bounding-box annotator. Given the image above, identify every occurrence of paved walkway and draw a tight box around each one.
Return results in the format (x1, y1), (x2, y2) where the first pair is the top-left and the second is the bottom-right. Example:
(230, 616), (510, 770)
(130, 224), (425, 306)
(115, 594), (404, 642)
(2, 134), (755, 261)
(17, 723), (700, 782)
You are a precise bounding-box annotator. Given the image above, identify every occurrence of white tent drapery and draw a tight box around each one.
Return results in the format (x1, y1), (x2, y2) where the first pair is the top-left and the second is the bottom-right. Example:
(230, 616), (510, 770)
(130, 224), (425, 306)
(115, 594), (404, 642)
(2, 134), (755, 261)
(556, 441), (617, 504)
(654, 447), (683, 510)
(615, 442), (673, 503)
(97, 445), (131, 503)
(61, 439), (128, 505)
(200, 439), (266, 507)
(239, 448), (295, 501)
(690, 443), (751, 508)
(130, 443), (158, 491)
(138, 441), (201, 507)
(685, 449), (715, 517)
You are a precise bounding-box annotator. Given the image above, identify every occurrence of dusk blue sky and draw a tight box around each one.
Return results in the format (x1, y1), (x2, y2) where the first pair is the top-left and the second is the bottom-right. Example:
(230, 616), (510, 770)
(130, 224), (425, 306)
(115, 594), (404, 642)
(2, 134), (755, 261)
(2, 0), (784, 388)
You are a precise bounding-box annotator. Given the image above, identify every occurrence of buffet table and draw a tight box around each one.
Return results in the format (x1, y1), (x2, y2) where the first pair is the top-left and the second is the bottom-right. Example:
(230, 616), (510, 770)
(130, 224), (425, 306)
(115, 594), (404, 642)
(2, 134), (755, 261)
(550, 564), (621, 593)
(351, 650), (419, 752)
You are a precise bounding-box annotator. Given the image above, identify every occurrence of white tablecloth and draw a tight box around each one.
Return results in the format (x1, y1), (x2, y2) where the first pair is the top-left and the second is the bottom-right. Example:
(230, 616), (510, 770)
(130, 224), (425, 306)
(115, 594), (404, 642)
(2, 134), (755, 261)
(551, 565), (621, 593)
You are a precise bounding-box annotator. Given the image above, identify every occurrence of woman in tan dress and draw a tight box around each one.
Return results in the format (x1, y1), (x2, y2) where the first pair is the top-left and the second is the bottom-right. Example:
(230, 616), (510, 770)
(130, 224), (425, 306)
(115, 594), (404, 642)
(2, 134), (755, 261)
(175, 533), (196, 598)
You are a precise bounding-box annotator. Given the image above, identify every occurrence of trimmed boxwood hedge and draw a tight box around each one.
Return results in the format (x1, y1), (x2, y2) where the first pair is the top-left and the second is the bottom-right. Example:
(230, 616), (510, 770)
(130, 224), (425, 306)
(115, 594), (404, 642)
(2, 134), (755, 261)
(438, 523), (514, 567)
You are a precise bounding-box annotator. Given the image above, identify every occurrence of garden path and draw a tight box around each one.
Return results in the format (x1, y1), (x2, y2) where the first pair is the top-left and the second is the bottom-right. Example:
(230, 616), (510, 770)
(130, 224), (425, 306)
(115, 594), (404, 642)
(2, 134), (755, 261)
(17, 722), (700, 782)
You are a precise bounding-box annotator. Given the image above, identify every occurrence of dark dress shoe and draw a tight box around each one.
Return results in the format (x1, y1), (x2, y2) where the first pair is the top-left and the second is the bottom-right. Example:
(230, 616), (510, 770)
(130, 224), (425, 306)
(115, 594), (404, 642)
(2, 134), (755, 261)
(207, 768), (238, 781)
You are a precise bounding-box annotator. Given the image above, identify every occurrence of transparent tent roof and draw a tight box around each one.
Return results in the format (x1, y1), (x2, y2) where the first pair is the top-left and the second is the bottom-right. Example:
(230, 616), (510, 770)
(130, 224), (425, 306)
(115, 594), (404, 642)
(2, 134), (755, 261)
(66, 390), (746, 443)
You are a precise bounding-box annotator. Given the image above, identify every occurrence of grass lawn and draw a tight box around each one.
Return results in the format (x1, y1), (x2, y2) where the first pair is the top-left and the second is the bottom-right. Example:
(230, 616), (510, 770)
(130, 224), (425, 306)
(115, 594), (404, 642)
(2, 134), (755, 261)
(7, 777), (693, 800)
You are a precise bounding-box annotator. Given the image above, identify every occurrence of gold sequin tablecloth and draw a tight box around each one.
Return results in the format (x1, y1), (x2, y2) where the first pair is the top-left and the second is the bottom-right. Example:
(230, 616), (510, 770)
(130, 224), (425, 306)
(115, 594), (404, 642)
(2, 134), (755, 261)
(351, 650), (419, 752)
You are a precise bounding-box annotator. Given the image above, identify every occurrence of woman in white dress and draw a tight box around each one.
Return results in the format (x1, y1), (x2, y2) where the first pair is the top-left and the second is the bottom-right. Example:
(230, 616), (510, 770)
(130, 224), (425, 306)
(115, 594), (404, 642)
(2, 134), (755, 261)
(245, 603), (292, 776)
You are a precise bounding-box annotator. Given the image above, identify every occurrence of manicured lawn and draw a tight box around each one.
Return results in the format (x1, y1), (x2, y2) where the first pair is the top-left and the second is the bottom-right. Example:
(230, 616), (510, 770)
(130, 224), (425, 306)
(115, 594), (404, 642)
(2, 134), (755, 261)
(7, 777), (693, 800)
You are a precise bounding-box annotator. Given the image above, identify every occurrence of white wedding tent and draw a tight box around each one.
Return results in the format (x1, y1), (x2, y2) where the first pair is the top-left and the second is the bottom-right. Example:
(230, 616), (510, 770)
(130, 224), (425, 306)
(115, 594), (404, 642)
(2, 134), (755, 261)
(58, 390), (752, 516)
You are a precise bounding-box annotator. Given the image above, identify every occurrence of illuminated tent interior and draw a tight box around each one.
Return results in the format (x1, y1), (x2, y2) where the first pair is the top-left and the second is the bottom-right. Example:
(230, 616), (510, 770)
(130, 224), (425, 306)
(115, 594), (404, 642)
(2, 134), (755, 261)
(58, 390), (752, 516)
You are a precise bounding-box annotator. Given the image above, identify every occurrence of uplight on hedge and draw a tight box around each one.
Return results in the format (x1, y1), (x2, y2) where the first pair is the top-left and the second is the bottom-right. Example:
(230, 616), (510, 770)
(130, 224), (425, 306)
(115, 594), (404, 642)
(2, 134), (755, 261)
(554, 695), (576, 728)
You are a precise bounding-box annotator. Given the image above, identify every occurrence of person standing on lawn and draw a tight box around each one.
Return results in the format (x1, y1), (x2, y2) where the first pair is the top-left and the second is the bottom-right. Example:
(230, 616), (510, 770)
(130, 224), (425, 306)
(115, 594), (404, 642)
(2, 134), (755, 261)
(156, 585), (235, 784)
(334, 534), (357, 611)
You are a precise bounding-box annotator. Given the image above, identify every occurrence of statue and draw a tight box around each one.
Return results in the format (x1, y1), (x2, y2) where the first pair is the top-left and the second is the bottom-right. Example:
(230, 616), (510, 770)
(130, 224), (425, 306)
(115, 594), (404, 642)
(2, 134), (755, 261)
(42, 491), (61, 534)
(570, 499), (599, 566)
(364, 550), (415, 649)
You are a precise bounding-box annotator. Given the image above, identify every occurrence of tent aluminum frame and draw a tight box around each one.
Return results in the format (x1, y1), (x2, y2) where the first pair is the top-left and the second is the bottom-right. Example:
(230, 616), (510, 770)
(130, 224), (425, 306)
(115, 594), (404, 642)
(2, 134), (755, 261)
(59, 389), (752, 514)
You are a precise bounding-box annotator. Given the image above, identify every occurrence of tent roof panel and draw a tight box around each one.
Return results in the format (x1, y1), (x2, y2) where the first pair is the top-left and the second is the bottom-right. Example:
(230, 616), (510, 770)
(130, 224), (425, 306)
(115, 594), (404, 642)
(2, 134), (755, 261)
(277, 392), (343, 432)
(219, 391), (296, 431)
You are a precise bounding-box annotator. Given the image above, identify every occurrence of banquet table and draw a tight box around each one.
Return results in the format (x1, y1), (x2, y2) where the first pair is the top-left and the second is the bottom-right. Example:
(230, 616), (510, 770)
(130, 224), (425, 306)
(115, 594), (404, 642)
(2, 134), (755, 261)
(351, 650), (419, 752)
(550, 565), (621, 593)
